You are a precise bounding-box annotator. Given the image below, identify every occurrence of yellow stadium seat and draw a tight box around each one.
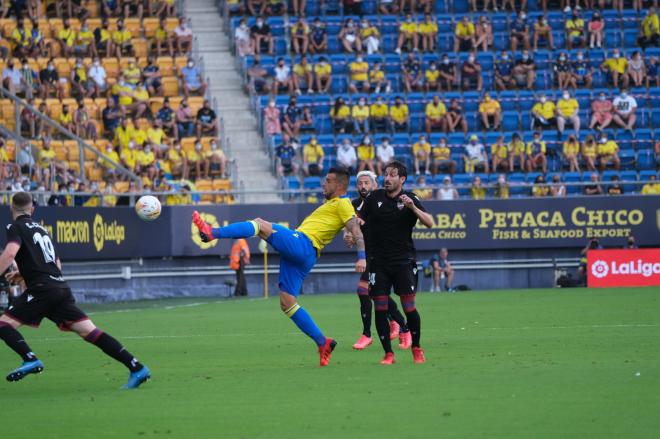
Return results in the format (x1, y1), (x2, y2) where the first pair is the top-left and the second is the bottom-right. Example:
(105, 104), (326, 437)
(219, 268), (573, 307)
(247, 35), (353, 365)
(124, 18), (141, 35)
(181, 137), (195, 152)
(87, 165), (104, 181)
(86, 18), (102, 31)
(54, 57), (71, 78)
(102, 57), (119, 78)
(213, 179), (232, 191)
(5, 140), (15, 160)
(162, 76), (179, 97)
(165, 18), (178, 31)
(95, 139), (110, 151)
(64, 140), (79, 161)
(36, 57), (50, 70)
(132, 38), (148, 58)
(174, 56), (188, 74)
(51, 140), (67, 160)
(46, 99), (62, 119)
(67, 161), (81, 174)
(2, 20), (15, 38)
(156, 56), (175, 76)
(48, 18), (63, 34)
(143, 18), (159, 38)
(169, 96), (182, 109)
(114, 181), (129, 193)
(196, 179), (213, 202)
(148, 97), (164, 114)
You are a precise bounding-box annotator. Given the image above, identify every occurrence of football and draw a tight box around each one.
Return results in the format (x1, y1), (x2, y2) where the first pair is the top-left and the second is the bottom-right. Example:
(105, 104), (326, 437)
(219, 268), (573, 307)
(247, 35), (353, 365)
(135, 195), (161, 221)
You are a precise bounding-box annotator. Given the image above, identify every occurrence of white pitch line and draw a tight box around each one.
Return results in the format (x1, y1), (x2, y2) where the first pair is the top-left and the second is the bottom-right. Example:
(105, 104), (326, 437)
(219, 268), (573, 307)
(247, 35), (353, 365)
(483, 323), (660, 330)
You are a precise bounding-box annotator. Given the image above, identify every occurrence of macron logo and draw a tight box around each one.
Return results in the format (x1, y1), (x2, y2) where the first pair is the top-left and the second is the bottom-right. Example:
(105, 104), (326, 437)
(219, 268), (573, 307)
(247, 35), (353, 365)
(377, 202), (382, 208)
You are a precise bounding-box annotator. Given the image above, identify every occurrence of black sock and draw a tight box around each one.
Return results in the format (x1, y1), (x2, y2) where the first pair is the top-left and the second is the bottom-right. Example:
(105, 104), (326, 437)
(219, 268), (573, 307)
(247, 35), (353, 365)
(358, 295), (372, 337)
(85, 329), (143, 372)
(374, 309), (393, 353)
(387, 297), (409, 332)
(0, 323), (37, 362)
(405, 310), (421, 348)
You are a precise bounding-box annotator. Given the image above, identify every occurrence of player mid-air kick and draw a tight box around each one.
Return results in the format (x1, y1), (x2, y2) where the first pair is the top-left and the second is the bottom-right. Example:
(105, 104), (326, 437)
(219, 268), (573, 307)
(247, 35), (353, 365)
(193, 167), (366, 366)
(0, 192), (150, 388)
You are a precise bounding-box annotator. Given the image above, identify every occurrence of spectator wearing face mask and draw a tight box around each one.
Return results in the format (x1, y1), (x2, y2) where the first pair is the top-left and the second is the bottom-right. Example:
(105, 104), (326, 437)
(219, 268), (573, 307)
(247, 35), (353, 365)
(565, 10), (586, 50)
(251, 16), (274, 55)
(437, 54), (457, 91)
(425, 95), (448, 134)
(494, 51), (515, 90)
(370, 96), (390, 133)
(554, 52), (574, 90)
(432, 137), (456, 176)
(292, 55), (313, 95)
(348, 54), (370, 93)
(562, 135), (581, 172)
(263, 99), (281, 136)
(437, 176), (459, 201)
(352, 98), (370, 135)
(531, 175), (549, 197)
(464, 134), (489, 174)
(597, 133), (620, 171)
(176, 99), (195, 139)
(513, 50), (536, 90)
(356, 135), (376, 173)
(588, 11), (605, 49)
(186, 139), (205, 179)
(395, 14), (419, 54)
(302, 136), (324, 177)
(571, 50), (593, 88)
(478, 92), (501, 131)
(330, 97), (351, 134)
(174, 16), (193, 56)
(419, 14), (438, 53)
(368, 61), (391, 94)
(461, 52), (483, 91)
(531, 93), (556, 130)
(490, 136), (509, 173)
(612, 89), (637, 132)
(389, 96), (409, 133)
(453, 16), (476, 52)
(272, 57), (294, 95)
(282, 97), (302, 138)
(309, 18), (327, 54)
(402, 52), (424, 93)
(493, 174), (510, 199)
(601, 49), (629, 89)
(510, 11), (530, 52)
(360, 18), (380, 55)
(38, 60), (63, 100)
(549, 174), (567, 197)
(526, 131), (547, 174)
(339, 18), (361, 53)
(313, 56), (332, 93)
(412, 135), (431, 176)
(336, 139), (357, 174)
(181, 59), (207, 98)
(589, 92), (614, 130)
(556, 90), (580, 136)
(376, 137), (394, 175)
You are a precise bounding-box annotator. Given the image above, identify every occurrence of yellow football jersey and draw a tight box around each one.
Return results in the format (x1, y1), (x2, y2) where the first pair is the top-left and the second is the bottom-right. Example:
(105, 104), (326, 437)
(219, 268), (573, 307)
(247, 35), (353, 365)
(297, 196), (355, 251)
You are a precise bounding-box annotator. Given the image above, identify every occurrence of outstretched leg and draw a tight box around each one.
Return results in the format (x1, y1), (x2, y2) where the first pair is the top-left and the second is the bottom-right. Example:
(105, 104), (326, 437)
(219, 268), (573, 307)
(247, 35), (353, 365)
(0, 315), (43, 381)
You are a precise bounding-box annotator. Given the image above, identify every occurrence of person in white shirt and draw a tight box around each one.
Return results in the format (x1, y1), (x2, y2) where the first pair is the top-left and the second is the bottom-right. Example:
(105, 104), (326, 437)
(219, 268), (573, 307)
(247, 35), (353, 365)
(271, 57), (293, 94)
(550, 174), (567, 197)
(87, 58), (107, 96)
(376, 137), (394, 175)
(337, 138), (357, 174)
(174, 16), (193, 56)
(234, 18), (254, 57)
(463, 134), (489, 173)
(612, 89), (637, 131)
(437, 176), (459, 200)
(2, 62), (22, 94)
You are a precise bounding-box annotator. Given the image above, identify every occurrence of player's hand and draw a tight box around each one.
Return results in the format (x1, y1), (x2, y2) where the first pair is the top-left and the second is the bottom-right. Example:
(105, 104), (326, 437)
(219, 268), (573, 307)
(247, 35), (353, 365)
(343, 232), (355, 248)
(5, 271), (23, 285)
(355, 259), (366, 273)
(399, 194), (415, 209)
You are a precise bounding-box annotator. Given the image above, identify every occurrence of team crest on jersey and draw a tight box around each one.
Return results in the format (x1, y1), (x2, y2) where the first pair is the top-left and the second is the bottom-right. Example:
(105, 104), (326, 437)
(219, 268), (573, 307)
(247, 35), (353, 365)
(397, 201), (405, 210)
(377, 202), (382, 208)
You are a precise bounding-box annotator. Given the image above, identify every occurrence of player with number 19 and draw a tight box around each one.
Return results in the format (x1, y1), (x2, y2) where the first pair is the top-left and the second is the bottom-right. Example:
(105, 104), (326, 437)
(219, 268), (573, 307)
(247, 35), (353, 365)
(0, 192), (151, 388)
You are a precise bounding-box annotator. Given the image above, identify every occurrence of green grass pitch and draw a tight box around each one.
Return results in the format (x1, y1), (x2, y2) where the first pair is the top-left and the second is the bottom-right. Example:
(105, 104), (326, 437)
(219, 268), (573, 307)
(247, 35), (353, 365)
(1, 287), (659, 438)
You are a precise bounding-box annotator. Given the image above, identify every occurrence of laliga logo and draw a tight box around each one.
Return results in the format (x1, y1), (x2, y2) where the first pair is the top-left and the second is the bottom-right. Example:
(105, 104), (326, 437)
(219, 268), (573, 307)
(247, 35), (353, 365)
(591, 260), (609, 278)
(93, 214), (126, 252)
(192, 212), (219, 249)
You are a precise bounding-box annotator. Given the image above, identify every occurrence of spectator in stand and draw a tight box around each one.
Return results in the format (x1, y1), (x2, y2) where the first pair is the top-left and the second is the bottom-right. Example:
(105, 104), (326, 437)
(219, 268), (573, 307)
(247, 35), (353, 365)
(612, 89), (637, 131)
(247, 0), (266, 15)
(563, 134), (581, 172)
(169, 141), (190, 179)
(554, 52), (574, 90)
(137, 143), (158, 181)
(330, 97), (351, 134)
(174, 16), (193, 56)
(531, 175), (549, 197)
(461, 52), (483, 91)
(493, 174), (510, 199)
(413, 175), (433, 200)
(102, 97), (121, 136)
(376, 137), (394, 175)
(356, 135), (376, 173)
(153, 17), (174, 57)
(479, 92), (501, 131)
(352, 97), (370, 135)
(454, 16), (475, 53)
(656, 140), (660, 168)
(526, 131), (547, 173)
(581, 134), (597, 171)
(379, 0), (399, 14)
(112, 19), (133, 58)
(565, 10), (586, 50)
(185, 140), (205, 179)
(348, 53), (370, 93)
(475, 16), (493, 51)
(2, 61), (21, 95)
(494, 51), (515, 90)
(601, 49), (629, 89)
(588, 11), (605, 49)
(246, 56), (269, 94)
(447, 98), (468, 135)
(470, 176), (486, 199)
(156, 98), (178, 139)
(419, 13), (437, 53)
(147, 119), (167, 153)
(271, 57), (293, 95)
(313, 56), (332, 93)
(491, 136), (509, 173)
(291, 16), (310, 55)
(143, 56), (163, 96)
(19, 59), (39, 99)
(369, 61), (391, 94)
(336, 138), (357, 174)
(309, 17), (327, 54)
(205, 139), (227, 179)
(597, 132), (620, 171)
(123, 0), (143, 20)
(57, 18), (76, 58)
(181, 58), (207, 98)
(627, 51), (646, 88)
(176, 99), (195, 139)
(291, 0), (305, 16)
(589, 91), (613, 130)
(360, 17), (381, 55)
(607, 175), (624, 195)
(571, 50), (593, 88)
(641, 175), (659, 195)
(251, 16), (274, 55)
(433, 137), (457, 175)
(412, 134), (431, 176)
(265, 0), (285, 16)
(339, 18), (361, 53)
(76, 19), (95, 58)
(389, 96), (409, 133)
(638, 7), (659, 49)
(87, 57), (107, 98)
(464, 134), (489, 173)
(58, 104), (76, 133)
(16, 142), (35, 176)
(425, 95), (448, 134)
(549, 174), (567, 197)
(0, 138), (18, 180)
(424, 61), (441, 92)
(302, 136), (324, 177)
(36, 102), (51, 138)
(556, 90), (580, 136)
(20, 98), (38, 138)
(584, 173), (603, 195)
(437, 53), (457, 91)
(292, 55), (313, 95)
(437, 176), (459, 201)
(510, 11), (530, 51)
(402, 52), (423, 93)
(263, 99), (281, 137)
(513, 49), (536, 90)
(74, 99), (97, 140)
(370, 95), (390, 133)
(152, 0), (176, 17)
(196, 100), (217, 138)
(93, 18), (112, 57)
(531, 93), (556, 130)
(395, 13), (419, 54)
(234, 18), (254, 57)
(282, 97), (302, 138)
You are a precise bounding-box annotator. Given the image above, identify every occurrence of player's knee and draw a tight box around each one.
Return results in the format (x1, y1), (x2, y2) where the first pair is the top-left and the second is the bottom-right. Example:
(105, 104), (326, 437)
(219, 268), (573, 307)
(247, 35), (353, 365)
(357, 280), (369, 296)
(400, 294), (417, 313)
(0, 315), (20, 329)
(279, 292), (297, 313)
(70, 319), (97, 338)
(372, 295), (389, 312)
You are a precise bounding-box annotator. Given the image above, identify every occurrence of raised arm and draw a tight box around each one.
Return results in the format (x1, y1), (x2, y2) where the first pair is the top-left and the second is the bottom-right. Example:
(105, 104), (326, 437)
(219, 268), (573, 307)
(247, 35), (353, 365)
(345, 216), (366, 273)
(400, 193), (434, 228)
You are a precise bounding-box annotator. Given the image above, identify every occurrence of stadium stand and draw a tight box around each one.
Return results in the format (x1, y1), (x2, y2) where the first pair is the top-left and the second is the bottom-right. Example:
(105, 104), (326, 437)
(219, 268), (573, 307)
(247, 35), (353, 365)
(224, 0), (660, 199)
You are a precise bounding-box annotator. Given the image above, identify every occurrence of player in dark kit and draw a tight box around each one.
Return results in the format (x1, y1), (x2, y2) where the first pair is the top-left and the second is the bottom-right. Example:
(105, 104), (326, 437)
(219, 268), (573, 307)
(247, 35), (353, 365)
(0, 192), (151, 388)
(348, 170), (412, 351)
(358, 161), (434, 365)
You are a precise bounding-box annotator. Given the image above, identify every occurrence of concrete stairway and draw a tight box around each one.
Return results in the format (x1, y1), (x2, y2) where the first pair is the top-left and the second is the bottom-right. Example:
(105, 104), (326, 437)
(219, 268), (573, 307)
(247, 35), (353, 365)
(186, 0), (281, 204)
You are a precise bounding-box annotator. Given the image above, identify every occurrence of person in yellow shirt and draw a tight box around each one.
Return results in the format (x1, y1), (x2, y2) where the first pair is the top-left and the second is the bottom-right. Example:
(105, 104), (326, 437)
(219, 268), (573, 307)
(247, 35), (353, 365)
(478, 92), (501, 130)
(597, 133), (620, 171)
(581, 134), (598, 171)
(192, 167), (372, 366)
(359, 18), (380, 55)
(412, 134), (431, 175)
(470, 175), (486, 200)
(205, 139), (227, 179)
(419, 13), (438, 52)
(58, 104), (76, 133)
(601, 49), (629, 88)
(424, 95), (447, 134)
(10, 19), (31, 56)
(291, 16), (310, 55)
(638, 7), (659, 49)
(124, 61), (141, 88)
(370, 95), (390, 132)
(454, 16), (476, 52)
(507, 132), (526, 171)
(303, 137), (324, 176)
(94, 18), (112, 57)
(555, 90), (580, 135)
(76, 19), (95, 58)
(368, 61), (391, 93)
(293, 55), (313, 94)
(313, 57), (332, 93)
(565, 12), (586, 50)
(348, 54), (369, 93)
(562, 134), (581, 172)
(112, 20), (133, 58)
(390, 96), (409, 132)
(491, 136), (509, 172)
(351, 97), (370, 134)
(57, 19), (77, 57)
(166, 142), (189, 179)
(131, 119), (148, 146)
(154, 17), (174, 57)
(137, 143), (158, 180)
(531, 94), (557, 130)
(526, 131), (547, 173)
(131, 82), (150, 119)
(114, 118), (136, 150)
(424, 62), (441, 92)
(99, 145), (120, 180)
(186, 141), (204, 179)
(113, 75), (134, 109)
(531, 175), (549, 197)
(147, 120), (167, 151)
(330, 97), (351, 134)
(396, 14), (419, 53)
(120, 141), (139, 172)
(641, 175), (659, 195)
(356, 135), (375, 173)
(432, 137), (456, 175)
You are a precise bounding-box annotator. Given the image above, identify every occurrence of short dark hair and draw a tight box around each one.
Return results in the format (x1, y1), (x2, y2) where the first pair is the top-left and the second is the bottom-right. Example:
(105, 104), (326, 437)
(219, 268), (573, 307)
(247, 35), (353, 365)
(385, 160), (408, 182)
(328, 166), (350, 188)
(11, 192), (33, 210)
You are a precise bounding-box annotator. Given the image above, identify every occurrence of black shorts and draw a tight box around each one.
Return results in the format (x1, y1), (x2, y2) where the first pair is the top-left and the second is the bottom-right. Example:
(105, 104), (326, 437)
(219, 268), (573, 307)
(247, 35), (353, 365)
(368, 261), (418, 297)
(4, 285), (88, 331)
(359, 260), (371, 283)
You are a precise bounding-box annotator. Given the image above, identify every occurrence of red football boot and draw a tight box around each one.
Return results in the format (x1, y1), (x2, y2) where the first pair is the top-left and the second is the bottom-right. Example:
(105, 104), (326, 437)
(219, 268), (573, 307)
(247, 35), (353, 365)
(412, 347), (426, 364)
(319, 338), (337, 366)
(192, 211), (214, 242)
(389, 320), (400, 340)
(352, 335), (373, 350)
(398, 330), (412, 349)
(380, 352), (396, 365)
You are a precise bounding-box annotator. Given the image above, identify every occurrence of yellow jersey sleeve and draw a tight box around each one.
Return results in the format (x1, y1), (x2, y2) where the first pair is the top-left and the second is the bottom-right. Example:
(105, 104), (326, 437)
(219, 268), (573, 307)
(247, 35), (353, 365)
(297, 197), (355, 251)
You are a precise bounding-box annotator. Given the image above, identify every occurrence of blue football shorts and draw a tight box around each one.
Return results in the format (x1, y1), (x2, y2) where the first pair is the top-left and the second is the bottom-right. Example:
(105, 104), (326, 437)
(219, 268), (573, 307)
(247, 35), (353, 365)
(266, 224), (317, 296)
